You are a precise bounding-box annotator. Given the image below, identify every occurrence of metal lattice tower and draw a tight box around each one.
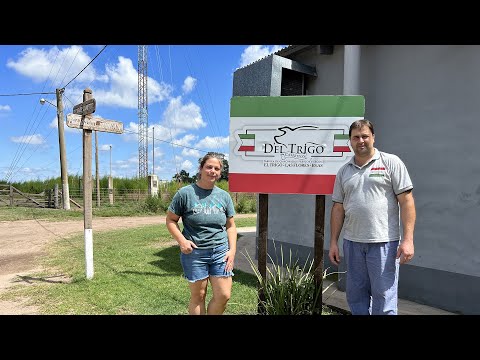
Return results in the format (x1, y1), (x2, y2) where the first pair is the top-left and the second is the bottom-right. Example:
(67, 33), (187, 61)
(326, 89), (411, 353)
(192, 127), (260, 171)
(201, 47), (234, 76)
(138, 45), (148, 178)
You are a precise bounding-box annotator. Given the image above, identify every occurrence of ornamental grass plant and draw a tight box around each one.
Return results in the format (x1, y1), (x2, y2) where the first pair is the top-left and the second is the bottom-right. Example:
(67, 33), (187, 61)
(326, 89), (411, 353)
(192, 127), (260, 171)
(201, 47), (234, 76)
(244, 242), (340, 315)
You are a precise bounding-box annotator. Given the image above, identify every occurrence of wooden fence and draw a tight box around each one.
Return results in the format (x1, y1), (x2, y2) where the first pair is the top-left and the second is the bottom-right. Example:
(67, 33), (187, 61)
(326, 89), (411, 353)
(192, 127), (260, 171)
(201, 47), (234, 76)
(0, 184), (256, 210)
(0, 184), (49, 208)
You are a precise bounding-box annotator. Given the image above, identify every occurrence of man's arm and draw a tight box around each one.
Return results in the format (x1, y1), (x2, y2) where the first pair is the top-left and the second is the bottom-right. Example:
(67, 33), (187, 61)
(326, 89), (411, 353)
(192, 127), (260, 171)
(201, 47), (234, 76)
(329, 202), (345, 265)
(396, 190), (416, 264)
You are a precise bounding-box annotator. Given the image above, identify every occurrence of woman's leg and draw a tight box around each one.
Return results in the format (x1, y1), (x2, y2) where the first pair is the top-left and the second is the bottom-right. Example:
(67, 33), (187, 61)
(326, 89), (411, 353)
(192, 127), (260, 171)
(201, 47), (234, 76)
(208, 276), (232, 315)
(188, 279), (209, 315)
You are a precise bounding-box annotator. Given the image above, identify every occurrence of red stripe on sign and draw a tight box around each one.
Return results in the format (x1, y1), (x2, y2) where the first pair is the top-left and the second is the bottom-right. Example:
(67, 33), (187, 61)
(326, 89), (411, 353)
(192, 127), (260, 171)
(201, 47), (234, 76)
(229, 173), (336, 195)
(238, 146), (255, 151)
(333, 146), (351, 152)
(371, 167), (385, 170)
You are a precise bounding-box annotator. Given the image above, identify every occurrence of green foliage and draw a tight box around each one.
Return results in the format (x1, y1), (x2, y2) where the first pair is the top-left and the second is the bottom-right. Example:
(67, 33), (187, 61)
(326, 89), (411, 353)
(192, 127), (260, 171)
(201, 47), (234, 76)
(10, 177), (57, 193)
(235, 197), (247, 213)
(172, 170), (193, 183)
(215, 179), (229, 191)
(220, 157), (229, 181)
(234, 195), (256, 214)
(9, 175), (150, 193)
(113, 176), (149, 191)
(143, 195), (169, 213)
(244, 243), (339, 315)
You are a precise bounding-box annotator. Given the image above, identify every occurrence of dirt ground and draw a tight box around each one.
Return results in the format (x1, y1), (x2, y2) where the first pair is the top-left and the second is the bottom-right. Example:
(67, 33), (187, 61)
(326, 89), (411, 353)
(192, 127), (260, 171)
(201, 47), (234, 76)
(0, 214), (255, 315)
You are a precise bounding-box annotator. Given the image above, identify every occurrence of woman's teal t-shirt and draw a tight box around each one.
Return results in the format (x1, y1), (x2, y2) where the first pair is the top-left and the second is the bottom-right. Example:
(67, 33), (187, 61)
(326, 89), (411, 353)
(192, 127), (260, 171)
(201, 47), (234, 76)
(168, 183), (236, 249)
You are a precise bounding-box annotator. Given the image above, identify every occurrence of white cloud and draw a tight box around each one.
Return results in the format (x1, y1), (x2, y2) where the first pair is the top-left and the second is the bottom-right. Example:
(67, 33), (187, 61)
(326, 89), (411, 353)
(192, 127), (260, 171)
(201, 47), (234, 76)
(195, 136), (229, 149)
(7, 45), (98, 87)
(163, 96), (206, 130)
(123, 122), (185, 144)
(181, 148), (201, 158)
(10, 134), (45, 145)
(99, 144), (111, 151)
(0, 105), (11, 111)
(148, 124), (184, 143)
(181, 160), (193, 171)
(182, 76), (197, 94)
(239, 45), (284, 68)
(95, 56), (172, 109)
(173, 134), (197, 148)
(8, 46), (173, 110)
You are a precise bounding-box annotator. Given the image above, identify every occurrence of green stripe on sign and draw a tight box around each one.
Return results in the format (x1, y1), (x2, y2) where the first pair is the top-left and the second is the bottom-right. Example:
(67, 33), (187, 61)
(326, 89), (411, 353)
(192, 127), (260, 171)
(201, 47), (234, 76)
(238, 134), (255, 139)
(230, 95), (364, 117)
(334, 134), (349, 140)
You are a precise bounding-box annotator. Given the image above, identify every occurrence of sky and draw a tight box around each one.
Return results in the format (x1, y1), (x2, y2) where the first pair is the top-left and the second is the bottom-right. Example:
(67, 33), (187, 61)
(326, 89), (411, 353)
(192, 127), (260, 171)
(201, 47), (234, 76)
(0, 44), (285, 183)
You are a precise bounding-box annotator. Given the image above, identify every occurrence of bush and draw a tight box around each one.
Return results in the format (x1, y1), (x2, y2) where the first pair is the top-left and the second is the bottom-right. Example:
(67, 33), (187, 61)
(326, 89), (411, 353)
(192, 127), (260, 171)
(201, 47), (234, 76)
(143, 195), (168, 213)
(244, 243), (339, 315)
(235, 197), (248, 213)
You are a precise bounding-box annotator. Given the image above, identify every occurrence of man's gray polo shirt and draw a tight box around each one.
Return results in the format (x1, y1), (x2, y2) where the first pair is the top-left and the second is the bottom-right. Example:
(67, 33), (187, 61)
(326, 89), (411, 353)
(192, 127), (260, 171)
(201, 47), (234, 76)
(332, 148), (413, 243)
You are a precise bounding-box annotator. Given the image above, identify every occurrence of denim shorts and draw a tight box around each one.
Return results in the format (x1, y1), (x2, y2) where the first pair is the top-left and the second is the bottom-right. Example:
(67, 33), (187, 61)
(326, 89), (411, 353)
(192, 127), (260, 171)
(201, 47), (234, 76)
(180, 242), (234, 283)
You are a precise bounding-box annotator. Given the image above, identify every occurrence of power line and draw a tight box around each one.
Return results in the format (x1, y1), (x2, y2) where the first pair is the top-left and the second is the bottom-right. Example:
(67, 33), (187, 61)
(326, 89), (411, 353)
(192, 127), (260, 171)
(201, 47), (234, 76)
(62, 45), (108, 89)
(123, 128), (219, 155)
(0, 92), (55, 96)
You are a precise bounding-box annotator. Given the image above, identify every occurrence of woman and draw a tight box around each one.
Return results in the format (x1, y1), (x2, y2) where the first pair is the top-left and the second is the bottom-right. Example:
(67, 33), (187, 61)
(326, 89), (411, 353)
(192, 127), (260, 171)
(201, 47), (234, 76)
(166, 153), (237, 315)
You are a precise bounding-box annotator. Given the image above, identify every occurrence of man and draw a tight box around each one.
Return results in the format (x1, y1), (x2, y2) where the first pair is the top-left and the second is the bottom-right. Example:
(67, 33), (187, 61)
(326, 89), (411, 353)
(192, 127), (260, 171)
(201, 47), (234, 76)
(329, 119), (416, 315)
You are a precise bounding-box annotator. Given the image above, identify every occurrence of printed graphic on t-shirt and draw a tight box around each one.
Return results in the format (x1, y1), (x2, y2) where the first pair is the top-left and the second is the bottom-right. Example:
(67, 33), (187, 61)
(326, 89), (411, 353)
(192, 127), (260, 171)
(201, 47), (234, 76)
(192, 200), (223, 215)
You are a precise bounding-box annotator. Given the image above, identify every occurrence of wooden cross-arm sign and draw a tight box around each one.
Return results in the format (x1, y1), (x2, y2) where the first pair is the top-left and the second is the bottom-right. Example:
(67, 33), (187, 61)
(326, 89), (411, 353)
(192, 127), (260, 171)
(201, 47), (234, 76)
(73, 98), (96, 116)
(67, 114), (124, 134)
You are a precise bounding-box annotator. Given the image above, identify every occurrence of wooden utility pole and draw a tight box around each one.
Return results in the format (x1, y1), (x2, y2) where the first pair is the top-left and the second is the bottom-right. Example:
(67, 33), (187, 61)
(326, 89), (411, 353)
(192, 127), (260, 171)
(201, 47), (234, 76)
(82, 88), (94, 279)
(95, 130), (100, 207)
(56, 88), (70, 210)
(67, 88), (123, 280)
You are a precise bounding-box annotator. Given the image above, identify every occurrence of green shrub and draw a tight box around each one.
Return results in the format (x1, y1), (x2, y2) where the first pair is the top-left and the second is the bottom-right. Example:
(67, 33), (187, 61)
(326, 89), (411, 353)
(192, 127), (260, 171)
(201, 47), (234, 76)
(143, 195), (169, 213)
(235, 197), (247, 213)
(244, 243), (340, 315)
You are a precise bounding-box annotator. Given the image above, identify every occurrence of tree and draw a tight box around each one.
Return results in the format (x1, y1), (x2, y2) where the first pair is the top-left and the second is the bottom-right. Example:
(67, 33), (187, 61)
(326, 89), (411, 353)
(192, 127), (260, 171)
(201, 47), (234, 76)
(172, 170), (192, 183)
(220, 157), (229, 181)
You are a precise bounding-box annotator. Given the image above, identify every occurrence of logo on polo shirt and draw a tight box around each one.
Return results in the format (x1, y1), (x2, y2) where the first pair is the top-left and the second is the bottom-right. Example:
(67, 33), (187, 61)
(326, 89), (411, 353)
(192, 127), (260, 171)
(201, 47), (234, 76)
(369, 167), (386, 177)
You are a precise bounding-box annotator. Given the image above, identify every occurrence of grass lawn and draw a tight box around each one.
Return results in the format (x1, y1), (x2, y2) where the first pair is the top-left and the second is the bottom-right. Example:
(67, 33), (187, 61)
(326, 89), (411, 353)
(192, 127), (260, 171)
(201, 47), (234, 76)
(0, 207), (341, 315)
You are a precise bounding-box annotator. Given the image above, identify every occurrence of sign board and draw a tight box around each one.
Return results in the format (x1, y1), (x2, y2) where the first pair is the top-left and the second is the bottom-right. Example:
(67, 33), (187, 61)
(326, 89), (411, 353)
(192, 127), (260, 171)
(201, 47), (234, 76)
(67, 114), (123, 134)
(73, 98), (96, 116)
(229, 95), (365, 195)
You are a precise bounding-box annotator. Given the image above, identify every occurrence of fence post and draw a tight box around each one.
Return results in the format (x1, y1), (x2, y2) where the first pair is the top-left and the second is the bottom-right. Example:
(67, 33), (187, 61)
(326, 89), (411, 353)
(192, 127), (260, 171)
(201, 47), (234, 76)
(48, 189), (52, 209)
(108, 176), (114, 205)
(10, 185), (13, 206)
(54, 184), (59, 209)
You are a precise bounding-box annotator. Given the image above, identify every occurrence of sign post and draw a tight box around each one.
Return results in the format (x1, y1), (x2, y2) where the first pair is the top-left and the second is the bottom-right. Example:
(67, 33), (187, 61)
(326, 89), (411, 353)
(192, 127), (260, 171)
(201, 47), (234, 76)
(67, 88), (124, 280)
(73, 98), (96, 116)
(229, 95), (365, 313)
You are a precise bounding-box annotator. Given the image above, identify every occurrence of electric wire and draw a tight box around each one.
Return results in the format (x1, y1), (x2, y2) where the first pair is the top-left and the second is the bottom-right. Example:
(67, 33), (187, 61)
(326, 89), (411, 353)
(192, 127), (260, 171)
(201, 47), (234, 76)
(62, 45), (107, 89)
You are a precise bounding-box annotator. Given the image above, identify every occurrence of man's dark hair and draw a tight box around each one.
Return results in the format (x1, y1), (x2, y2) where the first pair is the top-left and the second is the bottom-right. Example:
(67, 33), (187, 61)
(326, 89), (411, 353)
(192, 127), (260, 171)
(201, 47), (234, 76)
(349, 119), (375, 138)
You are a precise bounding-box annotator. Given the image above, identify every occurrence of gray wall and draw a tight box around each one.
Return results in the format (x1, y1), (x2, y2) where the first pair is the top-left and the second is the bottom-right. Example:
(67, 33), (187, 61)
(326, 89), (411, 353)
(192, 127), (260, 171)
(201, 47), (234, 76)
(233, 45), (480, 314)
(293, 45), (480, 314)
(233, 56), (274, 96)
